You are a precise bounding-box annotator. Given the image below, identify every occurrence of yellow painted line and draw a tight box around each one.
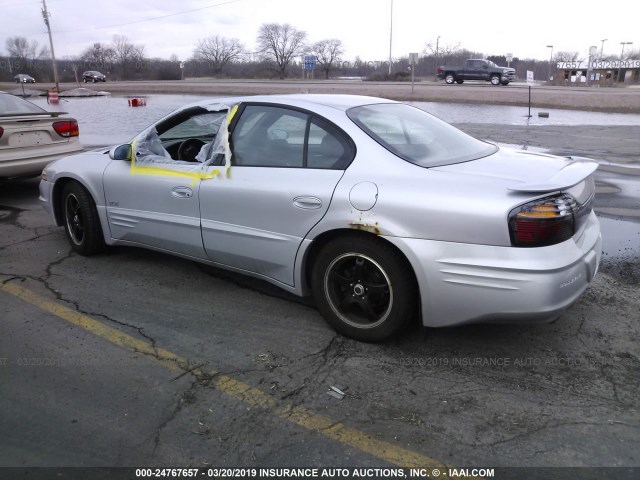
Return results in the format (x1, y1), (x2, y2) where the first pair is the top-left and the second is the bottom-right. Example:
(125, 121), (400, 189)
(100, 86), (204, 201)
(0, 282), (446, 469)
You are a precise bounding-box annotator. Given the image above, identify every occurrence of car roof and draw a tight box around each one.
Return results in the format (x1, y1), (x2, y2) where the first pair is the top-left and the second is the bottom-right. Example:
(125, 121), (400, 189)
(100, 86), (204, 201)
(188, 94), (398, 112)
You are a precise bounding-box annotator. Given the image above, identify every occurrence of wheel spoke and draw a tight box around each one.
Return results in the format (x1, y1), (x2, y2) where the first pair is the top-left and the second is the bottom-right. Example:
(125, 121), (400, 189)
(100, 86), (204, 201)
(338, 294), (357, 309)
(358, 297), (380, 320)
(328, 269), (352, 289)
(354, 257), (366, 280)
(362, 280), (388, 294)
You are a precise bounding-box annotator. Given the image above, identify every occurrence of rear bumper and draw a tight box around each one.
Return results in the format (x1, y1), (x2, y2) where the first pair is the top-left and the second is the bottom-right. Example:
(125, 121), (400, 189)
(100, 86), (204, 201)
(0, 145), (83, 178)
(386, 211), (602, 327)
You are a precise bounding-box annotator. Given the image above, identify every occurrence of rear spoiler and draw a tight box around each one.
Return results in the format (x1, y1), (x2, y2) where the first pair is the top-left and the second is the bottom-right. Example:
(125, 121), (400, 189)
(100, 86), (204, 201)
(508, 157), (598, 193)
(2, 112), (68, 118)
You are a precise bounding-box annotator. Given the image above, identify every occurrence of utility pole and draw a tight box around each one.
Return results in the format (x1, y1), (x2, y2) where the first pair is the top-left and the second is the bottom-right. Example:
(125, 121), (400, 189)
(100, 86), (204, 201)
(41, 0), (60, 92)
(388, 0), (393, 75)
(434, 35), (440, 81)
(600, 38), (607, 58)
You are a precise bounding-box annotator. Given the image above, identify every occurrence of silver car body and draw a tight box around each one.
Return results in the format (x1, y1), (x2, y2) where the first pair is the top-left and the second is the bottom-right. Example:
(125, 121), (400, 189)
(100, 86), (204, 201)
(39, 94), (601, 328)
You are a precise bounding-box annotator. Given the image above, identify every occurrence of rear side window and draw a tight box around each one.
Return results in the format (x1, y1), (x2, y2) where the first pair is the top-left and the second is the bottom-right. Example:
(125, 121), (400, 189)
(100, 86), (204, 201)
(0, 93), (46, 115)
(347, 103), (497, 168)
(231, 105), (354, 169)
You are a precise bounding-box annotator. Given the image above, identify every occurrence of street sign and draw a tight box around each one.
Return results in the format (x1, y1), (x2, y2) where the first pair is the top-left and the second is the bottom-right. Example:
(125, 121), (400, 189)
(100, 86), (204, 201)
(303, 55), (317, 70)
(409, 52), (419, 65)
(526, 70), (534, 85)
(506, 53), (513, 62)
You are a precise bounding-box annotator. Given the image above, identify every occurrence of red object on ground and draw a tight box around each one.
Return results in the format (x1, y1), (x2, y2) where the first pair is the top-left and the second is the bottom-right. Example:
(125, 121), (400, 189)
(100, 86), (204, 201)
(128, 98), (147, 107)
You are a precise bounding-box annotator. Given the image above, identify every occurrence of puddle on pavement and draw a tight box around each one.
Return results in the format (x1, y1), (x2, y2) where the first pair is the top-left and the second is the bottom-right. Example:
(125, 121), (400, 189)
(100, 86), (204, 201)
(598, 216), (640, 259)
(413, 101), (640, 126)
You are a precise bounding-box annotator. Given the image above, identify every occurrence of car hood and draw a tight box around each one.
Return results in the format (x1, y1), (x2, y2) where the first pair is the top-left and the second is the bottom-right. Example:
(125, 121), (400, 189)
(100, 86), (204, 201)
(431, 147), (598, 193)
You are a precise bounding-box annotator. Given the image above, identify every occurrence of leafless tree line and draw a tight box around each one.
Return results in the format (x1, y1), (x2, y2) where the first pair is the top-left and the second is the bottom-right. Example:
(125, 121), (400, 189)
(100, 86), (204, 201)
(192, 23), (344, 79)
(3, 25), (639, 83)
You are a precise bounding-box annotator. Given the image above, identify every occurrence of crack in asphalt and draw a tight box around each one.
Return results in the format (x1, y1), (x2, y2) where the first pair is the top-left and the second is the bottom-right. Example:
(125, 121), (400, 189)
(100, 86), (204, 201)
(483, 420), (637, 448)
(151, 374), (210, 452)
(0, 204), (26, 229)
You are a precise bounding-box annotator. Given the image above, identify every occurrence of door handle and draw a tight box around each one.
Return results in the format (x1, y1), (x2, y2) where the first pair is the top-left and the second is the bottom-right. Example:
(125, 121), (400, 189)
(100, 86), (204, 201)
(171, 186), (193, 199)
(293, 196), (322, 210)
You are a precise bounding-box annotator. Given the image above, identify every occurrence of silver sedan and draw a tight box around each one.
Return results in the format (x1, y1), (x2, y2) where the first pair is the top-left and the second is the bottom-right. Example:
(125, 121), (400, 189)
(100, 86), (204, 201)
(39, 95), (602, 342)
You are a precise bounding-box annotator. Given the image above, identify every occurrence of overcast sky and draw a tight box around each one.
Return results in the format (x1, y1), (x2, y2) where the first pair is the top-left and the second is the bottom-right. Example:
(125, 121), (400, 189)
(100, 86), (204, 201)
(2, 0), (638, 62)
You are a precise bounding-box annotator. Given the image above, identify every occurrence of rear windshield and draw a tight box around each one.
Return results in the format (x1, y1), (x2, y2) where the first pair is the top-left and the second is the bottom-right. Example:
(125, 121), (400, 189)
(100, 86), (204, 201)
(0, 93), (47, 115)
(347, 103), (497, 167)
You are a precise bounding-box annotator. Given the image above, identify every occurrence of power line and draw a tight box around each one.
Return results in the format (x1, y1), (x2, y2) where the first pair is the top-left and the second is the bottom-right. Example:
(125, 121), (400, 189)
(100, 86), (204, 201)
(0, 0), (63, 8)
(50, 0), (243, 35)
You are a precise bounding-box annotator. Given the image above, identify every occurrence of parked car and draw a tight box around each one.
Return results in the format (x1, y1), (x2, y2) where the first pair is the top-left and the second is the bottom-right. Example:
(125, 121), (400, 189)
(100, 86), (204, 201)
(0, 92), (82, 179)
(437, 59), (516, 85)
(14, 74), (36, 83)
(82, 71), (106, 83)
(39, 95), (601, 342)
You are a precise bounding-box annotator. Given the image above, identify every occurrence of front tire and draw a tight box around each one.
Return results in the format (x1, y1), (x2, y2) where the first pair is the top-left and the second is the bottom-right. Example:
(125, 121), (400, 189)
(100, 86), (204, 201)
(62, 182), (105, 256)
(444, 73), (455, 84)
(490, 75), (501, 85)
(501, 81), (510, 85)
(312, 235), (418, 342)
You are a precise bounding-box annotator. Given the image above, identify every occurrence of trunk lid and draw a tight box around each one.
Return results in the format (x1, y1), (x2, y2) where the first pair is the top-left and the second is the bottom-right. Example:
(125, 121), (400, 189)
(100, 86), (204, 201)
(432, 147), (598, 194)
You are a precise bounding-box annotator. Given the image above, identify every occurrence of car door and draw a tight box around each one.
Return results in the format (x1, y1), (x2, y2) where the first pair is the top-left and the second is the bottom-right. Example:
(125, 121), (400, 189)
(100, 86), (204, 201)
(103, 160), (206, 258)
(199, 104), (354, 287)
(102, 109), (225, 259)
(465, 60), (484, 80)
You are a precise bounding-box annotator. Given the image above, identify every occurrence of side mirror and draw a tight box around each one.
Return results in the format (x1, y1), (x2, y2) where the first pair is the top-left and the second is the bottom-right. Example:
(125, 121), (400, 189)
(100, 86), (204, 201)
(109, 144), (131, 160)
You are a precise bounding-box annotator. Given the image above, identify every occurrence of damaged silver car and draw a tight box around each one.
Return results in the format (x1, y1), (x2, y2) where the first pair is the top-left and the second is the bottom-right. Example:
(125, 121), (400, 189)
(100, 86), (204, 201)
(39, 95), (601, 342)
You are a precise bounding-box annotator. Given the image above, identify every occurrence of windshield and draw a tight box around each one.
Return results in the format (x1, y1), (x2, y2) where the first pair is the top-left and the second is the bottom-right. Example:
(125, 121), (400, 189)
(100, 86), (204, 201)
(0, 93), (47, 115)
(347, 103), (497, 167)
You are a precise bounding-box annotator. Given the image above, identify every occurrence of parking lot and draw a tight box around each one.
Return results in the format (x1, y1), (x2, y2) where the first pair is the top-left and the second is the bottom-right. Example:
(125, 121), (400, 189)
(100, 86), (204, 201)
(1, 112), (639, 475)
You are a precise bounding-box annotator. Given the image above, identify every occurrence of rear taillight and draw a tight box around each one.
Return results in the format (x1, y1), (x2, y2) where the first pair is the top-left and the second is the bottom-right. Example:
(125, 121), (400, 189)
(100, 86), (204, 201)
(0, 126), (4, 139)
(52, 120), (79, 138)
(509, 194), (576, 247)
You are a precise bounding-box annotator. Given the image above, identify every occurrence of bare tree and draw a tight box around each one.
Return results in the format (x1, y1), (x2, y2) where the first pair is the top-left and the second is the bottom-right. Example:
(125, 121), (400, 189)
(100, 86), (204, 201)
(424, 41), (461, 60)
(554, 51), (580, 62)
(311, 39), (343, 79)
(5, 37), (30, 59)
(80, 42), (116, 70)
(194, 35), (245, 74)
(256, 23), (307, 78)
(112, 35), (145, 78)
(5, 37), (48, 63)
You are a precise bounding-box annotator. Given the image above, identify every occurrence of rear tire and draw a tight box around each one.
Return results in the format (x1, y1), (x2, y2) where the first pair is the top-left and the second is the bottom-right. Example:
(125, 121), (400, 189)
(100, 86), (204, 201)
(456, 80), (464, 84)
(62, 182), (105, 256)
(501, 81), (509, 85)
(312, 235), (418, 342)
(490, 75), (501, 85)
(444, 73), (455, 84)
